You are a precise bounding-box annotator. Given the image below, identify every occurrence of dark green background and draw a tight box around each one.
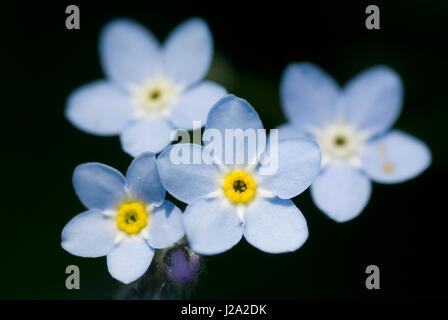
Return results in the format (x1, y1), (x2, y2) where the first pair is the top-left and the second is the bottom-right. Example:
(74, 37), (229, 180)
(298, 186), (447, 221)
(4, 1), (447, 299)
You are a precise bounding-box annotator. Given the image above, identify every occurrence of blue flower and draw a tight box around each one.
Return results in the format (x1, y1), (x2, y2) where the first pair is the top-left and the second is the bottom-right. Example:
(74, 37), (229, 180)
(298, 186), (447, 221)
(278, 62), (432, 222)
(61, 153), (184, 284)
(157, 95), (321, 255)
(65, 18), (226, 156)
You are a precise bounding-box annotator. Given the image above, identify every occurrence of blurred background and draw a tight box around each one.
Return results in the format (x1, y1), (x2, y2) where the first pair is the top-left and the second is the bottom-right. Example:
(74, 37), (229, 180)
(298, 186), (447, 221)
(3, 0), (447, 299)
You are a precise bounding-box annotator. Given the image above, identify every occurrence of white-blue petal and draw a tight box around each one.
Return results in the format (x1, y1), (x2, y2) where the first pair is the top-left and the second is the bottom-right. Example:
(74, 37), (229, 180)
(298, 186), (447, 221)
(361, 130), (431, 184)
(311, 165), (371, 223)
(120, 117), (174, 156)
(276, 123), (309, 141)
(258, 139), (321, 199)
(145, 201), (184, 249)
(65, 80), (133, 136)
(205, 94), (264, 135)
(73, 163), (127, 210)
(342, 65), (403, 136)
(183, 198), (243, 255)
(125, 152), (166, 206)
(280, 62), (341, 129)
(107, 237), (154, 284)
(243, 197), (308, 254)
(204, 95), (266, 166)
(169, 81), (227, 129)
(61, 210), (116, 258)
(157, 144), (220, 204)
(99, 18), (161, 86)
(163, 18), (213, 86)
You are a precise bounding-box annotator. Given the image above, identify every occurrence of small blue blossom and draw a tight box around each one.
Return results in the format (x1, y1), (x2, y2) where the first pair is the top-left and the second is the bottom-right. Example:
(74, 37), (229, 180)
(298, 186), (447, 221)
(278, 62), (432, 222)
(157, 95), (321, 255)
(61, 153), (184, 284)
(65, 18), (227, 156)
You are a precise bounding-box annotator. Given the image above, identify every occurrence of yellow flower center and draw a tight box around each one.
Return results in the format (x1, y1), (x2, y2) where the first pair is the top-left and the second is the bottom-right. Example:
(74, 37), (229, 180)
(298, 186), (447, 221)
(148, 87), (163, 102)
(333, 135), (347, 147)
(116, 201), (149, 235)
(222, 171), (256, 204)
(316, 122), (364, 160)
(131, 76), (181, 113)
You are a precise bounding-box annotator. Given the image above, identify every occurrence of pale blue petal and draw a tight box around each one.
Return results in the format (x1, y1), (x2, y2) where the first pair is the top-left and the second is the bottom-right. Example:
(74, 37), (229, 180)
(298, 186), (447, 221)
(120, 117), (174, 156)
(258, 139), (321, 199)
(183, 198), (243, 255)
(169, 81), (227, 129)
(205, 94), (264, 136)
(204, 94), (266, 166)
(244, 197), (308, 253)
(276, 123), (309, 141)
(61, 210), (116, 258)
(157, 144), (220, 204)
(99, 18), (161, 86)
(107, 237), (154, 284)
(65, 80), (133, 136)
(163, 18), (213, 86)
(125, 152), (166, 206)
(145, 201), (184, 249)
(280, 62), (340, 129)
(362, 130), (431, 184)
(343, 65), (403, 135)
(73, 163), (127, 210)
(311, 165), (371, 223)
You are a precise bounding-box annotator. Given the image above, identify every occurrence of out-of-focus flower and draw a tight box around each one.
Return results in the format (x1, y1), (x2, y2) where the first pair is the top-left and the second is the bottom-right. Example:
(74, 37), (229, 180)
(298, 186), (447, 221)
(278, 62), (431, 222)
(163, 245), (201, 285)
(157, 95), (321, 255)
(65, 18), (226, 156)
(61, 153), (184, 284)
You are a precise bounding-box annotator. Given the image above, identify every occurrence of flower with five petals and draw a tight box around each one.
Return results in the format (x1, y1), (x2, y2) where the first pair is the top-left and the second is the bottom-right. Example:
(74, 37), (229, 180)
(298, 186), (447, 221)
(66, 18), (226, 156)
(157, 95), (321, 255)
(61, 153), (184, 284)
(278, 62), (431, 222)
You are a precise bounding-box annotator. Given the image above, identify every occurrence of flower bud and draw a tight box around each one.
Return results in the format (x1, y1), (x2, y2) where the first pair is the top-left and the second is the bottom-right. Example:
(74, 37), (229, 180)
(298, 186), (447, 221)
(163, 245), (201, 285)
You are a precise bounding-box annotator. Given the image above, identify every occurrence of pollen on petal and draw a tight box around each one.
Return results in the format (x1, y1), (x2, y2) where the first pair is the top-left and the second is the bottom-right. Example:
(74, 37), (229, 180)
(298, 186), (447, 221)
(378, 144), (387, 155)
(382, 162), (395, 174)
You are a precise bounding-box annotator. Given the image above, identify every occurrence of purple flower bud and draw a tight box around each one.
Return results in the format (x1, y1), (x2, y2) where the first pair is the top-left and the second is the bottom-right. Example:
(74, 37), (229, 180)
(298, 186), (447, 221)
(163, 245), (201, 285)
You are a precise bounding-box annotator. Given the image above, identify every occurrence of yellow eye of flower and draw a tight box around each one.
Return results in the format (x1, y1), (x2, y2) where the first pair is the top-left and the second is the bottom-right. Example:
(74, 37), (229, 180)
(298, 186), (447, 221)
(222, 171), (256, 204)
(130, 76), (182, 113)
(116, 201), (149, 235)
(147, 87), (163, 102)
(333, 135), (347, 147)
(315, 121), (366, 161)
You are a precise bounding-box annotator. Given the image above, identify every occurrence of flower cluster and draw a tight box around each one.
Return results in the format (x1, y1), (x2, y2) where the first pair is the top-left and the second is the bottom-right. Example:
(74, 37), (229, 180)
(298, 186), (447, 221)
(61, 17), (431, 286)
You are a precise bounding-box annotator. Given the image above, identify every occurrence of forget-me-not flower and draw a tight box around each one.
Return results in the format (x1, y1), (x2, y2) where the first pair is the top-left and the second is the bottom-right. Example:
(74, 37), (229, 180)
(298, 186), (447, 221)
(157, 95), (321, 255)
(278, 62), (431, 222)
(61, 153), (184, 284)
(66, 18), (226, 156)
